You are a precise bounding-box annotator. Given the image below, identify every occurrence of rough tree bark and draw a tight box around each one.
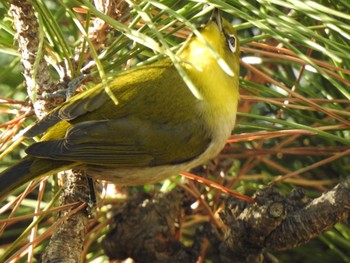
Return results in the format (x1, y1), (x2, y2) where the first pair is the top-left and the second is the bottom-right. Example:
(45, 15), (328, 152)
(10, 2), (89, 262)
(103, 177), (350, 263)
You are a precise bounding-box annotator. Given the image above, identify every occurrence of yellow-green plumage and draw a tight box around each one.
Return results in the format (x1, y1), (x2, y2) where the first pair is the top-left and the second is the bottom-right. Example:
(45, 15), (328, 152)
(0, 15), (240, 197)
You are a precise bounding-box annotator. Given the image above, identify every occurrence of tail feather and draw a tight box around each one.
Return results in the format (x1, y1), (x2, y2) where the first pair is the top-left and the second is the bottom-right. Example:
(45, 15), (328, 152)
(0, 156), (74, 199)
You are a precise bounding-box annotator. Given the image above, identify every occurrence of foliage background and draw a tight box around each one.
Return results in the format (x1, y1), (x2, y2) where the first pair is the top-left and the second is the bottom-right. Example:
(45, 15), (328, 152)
(0, 0), (349, 262)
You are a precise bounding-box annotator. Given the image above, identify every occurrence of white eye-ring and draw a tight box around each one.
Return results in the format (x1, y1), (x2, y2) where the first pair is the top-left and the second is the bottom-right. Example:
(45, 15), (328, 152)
(226, 34), (237, 53)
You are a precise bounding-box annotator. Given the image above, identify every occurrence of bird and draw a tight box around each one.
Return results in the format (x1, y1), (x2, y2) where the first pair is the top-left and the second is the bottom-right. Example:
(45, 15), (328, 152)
(0, 10), (240, 198)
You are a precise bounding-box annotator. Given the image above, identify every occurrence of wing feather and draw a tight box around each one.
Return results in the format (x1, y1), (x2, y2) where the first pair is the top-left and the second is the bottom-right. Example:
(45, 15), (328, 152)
(26, 117), (211, 167)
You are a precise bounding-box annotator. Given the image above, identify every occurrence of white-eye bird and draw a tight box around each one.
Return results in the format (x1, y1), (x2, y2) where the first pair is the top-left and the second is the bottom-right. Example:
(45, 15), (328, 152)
(0, 10), (240, 198)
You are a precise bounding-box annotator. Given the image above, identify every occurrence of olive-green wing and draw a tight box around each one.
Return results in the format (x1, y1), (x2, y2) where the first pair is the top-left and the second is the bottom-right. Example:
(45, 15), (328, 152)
(25, 60), (174, 138)
(26, 116), (211, 167)
(25, 86), (112, 137)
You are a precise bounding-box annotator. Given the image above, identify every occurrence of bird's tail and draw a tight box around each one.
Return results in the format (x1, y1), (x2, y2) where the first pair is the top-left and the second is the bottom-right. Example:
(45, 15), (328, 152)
(0, 156), (75, 199)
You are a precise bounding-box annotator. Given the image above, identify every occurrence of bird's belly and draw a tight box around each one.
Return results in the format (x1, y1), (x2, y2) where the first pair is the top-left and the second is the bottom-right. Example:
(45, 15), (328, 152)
(87, 163), (186, 185)
(86, 137), (227, 186)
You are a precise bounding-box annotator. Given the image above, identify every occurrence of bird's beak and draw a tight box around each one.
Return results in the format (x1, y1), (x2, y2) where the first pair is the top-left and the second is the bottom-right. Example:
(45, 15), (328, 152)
(211, 8), (223, 32)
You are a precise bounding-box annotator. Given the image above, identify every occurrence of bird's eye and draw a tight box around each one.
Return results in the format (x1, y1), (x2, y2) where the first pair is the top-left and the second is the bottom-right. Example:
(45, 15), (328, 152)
(226, 34), (236, 53)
